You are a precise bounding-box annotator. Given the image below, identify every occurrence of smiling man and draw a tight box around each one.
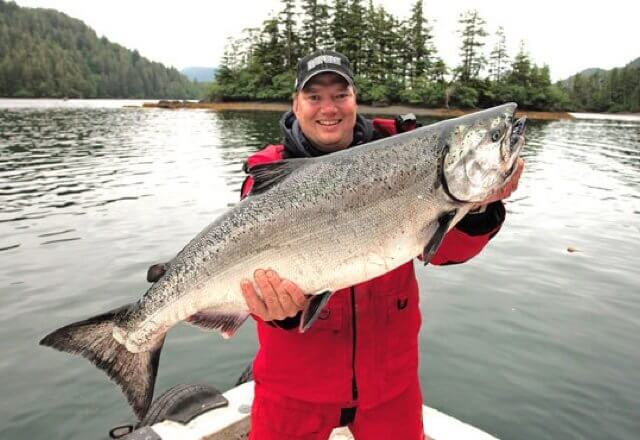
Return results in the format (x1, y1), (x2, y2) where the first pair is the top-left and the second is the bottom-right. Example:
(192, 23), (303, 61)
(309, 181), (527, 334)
(239, 50), (524, 440)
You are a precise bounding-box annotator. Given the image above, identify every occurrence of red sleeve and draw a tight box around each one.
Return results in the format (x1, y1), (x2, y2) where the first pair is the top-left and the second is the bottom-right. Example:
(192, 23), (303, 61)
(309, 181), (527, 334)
(429, 201), (506, 265)
(429, 228), (494, 265)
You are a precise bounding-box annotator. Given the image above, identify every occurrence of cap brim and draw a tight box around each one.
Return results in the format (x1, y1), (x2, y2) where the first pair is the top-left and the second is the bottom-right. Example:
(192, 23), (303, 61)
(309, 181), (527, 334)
(298, 69), (354, 91)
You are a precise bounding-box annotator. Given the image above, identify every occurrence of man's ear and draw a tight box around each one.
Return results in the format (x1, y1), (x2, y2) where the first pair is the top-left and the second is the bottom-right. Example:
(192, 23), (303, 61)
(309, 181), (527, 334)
(292, 94), (299, 117)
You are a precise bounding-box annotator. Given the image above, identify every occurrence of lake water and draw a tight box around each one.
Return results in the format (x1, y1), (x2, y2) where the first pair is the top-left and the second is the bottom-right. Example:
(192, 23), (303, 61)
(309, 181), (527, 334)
(1, 99), (639, 440)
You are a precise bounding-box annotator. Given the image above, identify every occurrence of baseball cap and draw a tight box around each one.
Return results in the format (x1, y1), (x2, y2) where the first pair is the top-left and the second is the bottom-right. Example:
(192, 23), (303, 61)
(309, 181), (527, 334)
(295, 50), (355, 92)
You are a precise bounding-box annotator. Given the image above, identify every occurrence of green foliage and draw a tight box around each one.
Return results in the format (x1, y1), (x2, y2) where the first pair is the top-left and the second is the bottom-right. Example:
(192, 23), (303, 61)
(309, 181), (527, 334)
(488, 27), (508, 82)
(0, 0), (201, 99)
(560, 65), (640, 113)
(211, 0), (633, 112)
(399, 76), (447, 107)
(455, 10), (487, 83)
(449, 84), (479, 108)
(300, 0), (332, 52)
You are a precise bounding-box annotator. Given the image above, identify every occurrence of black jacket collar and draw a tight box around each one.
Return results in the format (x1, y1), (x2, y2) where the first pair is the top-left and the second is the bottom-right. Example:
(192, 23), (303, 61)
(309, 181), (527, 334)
(280, 111), (376, 158)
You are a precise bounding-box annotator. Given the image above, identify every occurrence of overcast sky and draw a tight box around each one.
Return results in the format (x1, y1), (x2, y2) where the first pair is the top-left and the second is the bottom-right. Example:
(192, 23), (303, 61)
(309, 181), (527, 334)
(13, 0), (640, 81)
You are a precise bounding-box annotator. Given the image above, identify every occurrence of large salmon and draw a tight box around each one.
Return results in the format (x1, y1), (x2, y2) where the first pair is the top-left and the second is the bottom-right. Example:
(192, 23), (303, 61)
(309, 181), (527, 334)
(40, 103), (526, 419)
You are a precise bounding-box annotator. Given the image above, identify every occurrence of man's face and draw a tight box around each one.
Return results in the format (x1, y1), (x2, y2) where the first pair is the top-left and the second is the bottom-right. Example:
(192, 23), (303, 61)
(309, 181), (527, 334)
(293, 73), (357, 153)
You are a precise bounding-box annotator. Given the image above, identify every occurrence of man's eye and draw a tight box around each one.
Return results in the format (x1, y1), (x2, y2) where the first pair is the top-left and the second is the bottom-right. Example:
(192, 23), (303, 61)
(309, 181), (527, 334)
(335, 94), (348, 100)
(308, 95), (320, 102)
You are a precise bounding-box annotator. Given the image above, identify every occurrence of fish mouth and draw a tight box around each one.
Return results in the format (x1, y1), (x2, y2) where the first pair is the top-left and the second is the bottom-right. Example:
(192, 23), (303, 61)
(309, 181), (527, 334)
(510, 116), (526, 149)
(504, 116), (526, 178)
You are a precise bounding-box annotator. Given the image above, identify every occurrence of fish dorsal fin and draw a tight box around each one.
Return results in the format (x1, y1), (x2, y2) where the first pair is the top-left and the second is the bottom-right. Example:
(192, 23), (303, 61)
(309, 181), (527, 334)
(299, 290), (333, 333)
(248, 158), (309, 195)
(146, 263), (168, 283)
(422, 210), (457, 265)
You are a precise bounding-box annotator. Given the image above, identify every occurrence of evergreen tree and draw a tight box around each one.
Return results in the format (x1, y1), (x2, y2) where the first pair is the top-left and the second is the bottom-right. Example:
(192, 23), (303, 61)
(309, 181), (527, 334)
(489, 26), (508, 82)
(509, 41), (532, 86)
(300, 0), (331, 53)
(455, 10), (487, 82)
(342, 0), (366, 74)
(278, 0), (299, 70)
(407, 0), (436, 82)
(331, 0), (350, 56)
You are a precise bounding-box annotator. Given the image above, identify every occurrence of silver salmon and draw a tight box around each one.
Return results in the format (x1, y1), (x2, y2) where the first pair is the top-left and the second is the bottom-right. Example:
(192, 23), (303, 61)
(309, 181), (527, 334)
(40, 103), (526, 419)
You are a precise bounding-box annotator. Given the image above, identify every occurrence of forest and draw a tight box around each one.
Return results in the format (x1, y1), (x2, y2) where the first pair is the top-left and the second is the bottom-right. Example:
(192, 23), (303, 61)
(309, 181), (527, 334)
(0, 0), (201, 99)
(1, 0), (637, 111)
(212, 0), (639, 112)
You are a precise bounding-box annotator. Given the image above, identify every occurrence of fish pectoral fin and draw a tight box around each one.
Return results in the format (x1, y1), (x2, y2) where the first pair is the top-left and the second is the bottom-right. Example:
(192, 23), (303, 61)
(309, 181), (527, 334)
(422, 210), (457, 265)
(185, 310), (249, 339)
(248, 158), (311, 195)
(299, 290), (333, 333)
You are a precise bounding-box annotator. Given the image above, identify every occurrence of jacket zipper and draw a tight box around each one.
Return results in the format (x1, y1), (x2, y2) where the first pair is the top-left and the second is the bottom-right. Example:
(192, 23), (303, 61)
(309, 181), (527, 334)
(350, 287), (358, 400)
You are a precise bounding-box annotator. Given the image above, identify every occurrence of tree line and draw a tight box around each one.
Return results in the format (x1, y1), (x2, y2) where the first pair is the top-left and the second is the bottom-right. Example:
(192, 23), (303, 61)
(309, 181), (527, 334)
(563, 60), (639, 113)
(212, 0), (639, 112)
(0, 0), (202, 99)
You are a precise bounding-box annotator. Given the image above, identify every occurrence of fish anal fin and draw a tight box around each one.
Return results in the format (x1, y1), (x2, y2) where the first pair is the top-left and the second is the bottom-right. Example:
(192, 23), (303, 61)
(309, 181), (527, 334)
(422, 210), (457, 265)
(248, 159), (309, 195)
(299, 290), (333, 333)
(185, 310), (249, 339)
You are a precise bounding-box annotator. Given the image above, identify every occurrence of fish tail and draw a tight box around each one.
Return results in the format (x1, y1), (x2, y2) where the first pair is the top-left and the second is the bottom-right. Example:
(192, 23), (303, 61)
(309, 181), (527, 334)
(39, 304), (164, 420)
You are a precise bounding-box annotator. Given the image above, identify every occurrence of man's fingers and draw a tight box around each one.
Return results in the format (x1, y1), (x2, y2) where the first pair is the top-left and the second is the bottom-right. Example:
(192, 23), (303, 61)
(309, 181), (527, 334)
(245, 269), (307, 320)
(256, 269), (286, 320)
(266, 271), (298, 317)
(241, 279), (268, 319)
(281, 280), (308, 309)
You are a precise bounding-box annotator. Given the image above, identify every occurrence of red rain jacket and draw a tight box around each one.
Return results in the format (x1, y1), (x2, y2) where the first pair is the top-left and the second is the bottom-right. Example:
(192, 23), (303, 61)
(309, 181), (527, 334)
(240, 118), (503, 409)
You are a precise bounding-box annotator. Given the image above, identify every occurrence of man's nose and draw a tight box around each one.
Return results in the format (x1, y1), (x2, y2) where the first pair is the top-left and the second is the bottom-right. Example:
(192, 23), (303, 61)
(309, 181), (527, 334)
(319, 98), (338, 114)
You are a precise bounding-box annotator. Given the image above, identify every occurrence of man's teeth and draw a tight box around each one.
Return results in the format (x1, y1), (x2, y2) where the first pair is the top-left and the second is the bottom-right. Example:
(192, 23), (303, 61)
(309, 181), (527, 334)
(317, 120), (340, 126)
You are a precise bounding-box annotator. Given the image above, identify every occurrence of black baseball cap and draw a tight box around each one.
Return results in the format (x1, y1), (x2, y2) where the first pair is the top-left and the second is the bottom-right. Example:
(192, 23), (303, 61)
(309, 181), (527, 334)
(295, 50), (355, 92)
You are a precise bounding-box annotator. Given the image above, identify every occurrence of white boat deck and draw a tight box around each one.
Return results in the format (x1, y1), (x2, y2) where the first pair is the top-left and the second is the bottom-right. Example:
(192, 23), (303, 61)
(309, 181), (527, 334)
(147, 381), (499, 440)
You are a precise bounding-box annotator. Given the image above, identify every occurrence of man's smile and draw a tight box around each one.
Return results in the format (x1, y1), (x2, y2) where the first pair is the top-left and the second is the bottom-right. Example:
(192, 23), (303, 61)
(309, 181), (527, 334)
(317, 119), (341, 126)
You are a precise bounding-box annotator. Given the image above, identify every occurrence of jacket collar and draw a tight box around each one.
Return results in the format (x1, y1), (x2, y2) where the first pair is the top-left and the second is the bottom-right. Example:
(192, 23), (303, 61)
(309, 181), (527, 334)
(280, 111), (375, 158)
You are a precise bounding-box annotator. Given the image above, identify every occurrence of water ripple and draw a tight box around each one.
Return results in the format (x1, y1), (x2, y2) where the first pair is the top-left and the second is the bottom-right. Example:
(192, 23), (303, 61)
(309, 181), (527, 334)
(1, 103), (639, 440)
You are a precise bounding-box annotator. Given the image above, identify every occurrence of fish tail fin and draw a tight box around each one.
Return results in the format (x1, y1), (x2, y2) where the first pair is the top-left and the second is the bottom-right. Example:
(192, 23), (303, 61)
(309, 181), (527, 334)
(39, 304), (164, 420)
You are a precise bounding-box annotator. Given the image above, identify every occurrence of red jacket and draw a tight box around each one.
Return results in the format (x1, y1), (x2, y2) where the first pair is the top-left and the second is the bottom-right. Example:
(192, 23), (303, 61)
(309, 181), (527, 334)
(241, 118), (504, 408)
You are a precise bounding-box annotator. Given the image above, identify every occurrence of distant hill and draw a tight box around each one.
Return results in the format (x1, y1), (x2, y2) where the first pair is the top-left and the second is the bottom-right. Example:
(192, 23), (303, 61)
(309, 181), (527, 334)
(0, 0), (199, 99)
(575, 67), (606, 78)
(626, 57), (640, 69)
(181, 67), (217, 83)
(560, 56), (639, 84)
(558, 56), (639, 113)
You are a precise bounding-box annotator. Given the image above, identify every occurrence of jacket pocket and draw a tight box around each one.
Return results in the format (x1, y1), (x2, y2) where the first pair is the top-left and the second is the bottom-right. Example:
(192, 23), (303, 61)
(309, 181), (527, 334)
(383, 290), (421, 386)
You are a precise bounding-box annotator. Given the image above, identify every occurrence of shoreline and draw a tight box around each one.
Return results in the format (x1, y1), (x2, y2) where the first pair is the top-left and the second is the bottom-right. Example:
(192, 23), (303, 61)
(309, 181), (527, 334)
(141, 100), (575, 121)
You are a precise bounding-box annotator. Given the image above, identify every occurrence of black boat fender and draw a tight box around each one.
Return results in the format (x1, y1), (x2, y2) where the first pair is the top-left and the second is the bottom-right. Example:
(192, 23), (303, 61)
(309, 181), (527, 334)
(109, 383), (229, 439)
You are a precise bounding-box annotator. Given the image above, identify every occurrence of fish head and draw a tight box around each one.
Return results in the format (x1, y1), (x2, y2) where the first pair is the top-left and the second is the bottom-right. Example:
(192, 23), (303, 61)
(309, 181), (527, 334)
(441, 103), (526, 203)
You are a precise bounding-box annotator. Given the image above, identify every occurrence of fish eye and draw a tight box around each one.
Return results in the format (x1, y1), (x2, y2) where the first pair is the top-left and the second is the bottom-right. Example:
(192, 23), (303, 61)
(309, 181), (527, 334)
(491, 129), (502, 142)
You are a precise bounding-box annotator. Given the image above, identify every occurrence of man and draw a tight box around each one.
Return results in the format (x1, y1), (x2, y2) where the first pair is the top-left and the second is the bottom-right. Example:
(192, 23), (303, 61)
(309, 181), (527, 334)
(240, 50), (524, 440)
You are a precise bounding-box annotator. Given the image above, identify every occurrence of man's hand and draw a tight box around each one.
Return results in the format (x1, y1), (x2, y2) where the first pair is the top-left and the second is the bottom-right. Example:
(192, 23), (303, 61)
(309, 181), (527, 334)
(241, 269), (308, 321)
(472, 158), (525, 209)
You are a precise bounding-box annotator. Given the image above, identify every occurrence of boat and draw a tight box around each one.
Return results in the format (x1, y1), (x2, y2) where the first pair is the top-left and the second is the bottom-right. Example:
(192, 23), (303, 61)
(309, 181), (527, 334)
(113, 380), (499, 440)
